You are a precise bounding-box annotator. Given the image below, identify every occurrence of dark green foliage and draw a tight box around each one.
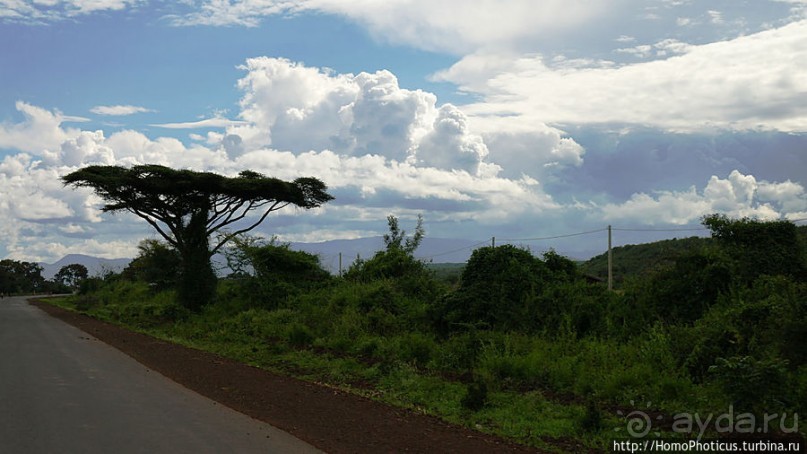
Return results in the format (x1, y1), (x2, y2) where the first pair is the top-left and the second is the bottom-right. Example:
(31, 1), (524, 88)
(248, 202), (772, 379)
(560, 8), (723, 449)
(397, 332), (435, 366)
(222, 236), (333, 309)
(708, 356), (792, 413)
(287, 323), (315, 347)
(0, 259), (45, 294)
(383, 214), (424, 254)
(580, 236), (712, 287)
(63, 164), (333, 311)
(703, 214), (807, 284)
(54, 263), (89, 289)
(78, 277), (104, 296)
(65, 212), (807, 432)
(578, 399), (603, 432)
(346, 215), (428, 281)
(437, 245), (549, 332)
(435, 245), (600, 335)
(673, 275), (807, 385)
(627, 251), (731, 324)
(250, 244), (330, 284)
(543, 249), (578, 280)
(247, 243), (332, 307)
(122, 239), (181, 290)
(461, 380), (488, 412)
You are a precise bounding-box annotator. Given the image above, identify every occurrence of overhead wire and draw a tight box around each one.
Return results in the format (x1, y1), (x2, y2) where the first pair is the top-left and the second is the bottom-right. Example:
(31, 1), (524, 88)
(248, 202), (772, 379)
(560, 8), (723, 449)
(418, 239), (490, 261)
(500, 228), (608, 242)
(611, 227), (708, 232)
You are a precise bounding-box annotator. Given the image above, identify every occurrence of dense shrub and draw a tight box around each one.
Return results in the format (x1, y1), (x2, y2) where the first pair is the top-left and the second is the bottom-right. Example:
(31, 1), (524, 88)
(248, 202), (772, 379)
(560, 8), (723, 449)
(222, 237), (332, 309)
(345, 215), (443, 305)
(121, 239), (181, 291)
(434, 245), (605, 335)
(673, 275), (807, 384)
(625, 251), (731, 325)
(703, 214), (807, 284)
(435, 245), (549, 333)
(708, 355), (792, 413)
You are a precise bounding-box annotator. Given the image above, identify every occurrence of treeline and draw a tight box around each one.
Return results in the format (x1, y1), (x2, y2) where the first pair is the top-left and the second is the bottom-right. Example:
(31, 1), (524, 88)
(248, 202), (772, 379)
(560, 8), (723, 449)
(66, 213), (807, 447)
(0, 260), (88, 295)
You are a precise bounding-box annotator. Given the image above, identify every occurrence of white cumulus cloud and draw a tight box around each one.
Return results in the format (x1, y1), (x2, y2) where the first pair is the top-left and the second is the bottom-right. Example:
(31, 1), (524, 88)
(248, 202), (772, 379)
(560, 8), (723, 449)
(602, 170), (807, 225)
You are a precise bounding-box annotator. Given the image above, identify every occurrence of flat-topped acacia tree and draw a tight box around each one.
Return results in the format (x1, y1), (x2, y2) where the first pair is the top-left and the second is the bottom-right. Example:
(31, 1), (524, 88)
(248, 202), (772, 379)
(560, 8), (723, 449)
(63, 164), (333, 311)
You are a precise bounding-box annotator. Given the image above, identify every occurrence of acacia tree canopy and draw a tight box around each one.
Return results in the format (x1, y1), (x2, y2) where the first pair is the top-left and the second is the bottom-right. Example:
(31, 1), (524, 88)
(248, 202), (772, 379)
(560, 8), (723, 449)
(63, 164), (333, 310)
(63, 165), (333, 256)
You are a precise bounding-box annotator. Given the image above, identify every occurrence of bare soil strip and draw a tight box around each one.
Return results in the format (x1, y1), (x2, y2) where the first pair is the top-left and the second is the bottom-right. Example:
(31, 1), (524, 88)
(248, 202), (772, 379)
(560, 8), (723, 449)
(30, 300), (546, 454)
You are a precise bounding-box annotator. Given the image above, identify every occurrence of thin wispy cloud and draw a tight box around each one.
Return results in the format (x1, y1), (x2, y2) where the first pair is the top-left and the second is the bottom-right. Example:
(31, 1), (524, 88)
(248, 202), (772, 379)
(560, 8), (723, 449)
(91, 105), (154, 116)
(152, 117), (249, 129)
(0, 0), (142, 23)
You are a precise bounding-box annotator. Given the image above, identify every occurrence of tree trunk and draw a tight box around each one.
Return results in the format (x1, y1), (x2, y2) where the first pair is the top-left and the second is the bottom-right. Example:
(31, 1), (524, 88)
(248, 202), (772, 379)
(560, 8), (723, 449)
(177, 210), (217, 311)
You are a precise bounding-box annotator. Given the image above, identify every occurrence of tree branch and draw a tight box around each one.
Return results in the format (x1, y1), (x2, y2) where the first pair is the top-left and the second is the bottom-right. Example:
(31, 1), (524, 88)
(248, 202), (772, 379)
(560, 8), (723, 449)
(209, 202), (289, 256)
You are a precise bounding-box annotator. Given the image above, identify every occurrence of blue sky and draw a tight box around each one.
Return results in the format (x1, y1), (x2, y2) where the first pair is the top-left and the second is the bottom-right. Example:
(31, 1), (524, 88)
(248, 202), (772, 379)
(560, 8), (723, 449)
(1, 0), (807, 262)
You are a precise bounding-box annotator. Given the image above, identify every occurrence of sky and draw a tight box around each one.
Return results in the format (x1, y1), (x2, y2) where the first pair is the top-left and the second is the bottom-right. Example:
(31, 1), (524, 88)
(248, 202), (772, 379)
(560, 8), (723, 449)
(1, 0), (807, 263)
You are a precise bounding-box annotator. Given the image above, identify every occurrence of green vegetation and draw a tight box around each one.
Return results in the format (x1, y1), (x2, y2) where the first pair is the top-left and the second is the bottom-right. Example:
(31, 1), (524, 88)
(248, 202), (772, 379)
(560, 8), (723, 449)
(1, 259), (78, 295)
(580, 236), (712, 287)
(49, 214), (807, 451)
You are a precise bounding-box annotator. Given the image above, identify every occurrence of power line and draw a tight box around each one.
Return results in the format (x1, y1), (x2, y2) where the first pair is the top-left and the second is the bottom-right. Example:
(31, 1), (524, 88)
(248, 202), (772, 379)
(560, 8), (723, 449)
(420, 228), (608, 261)
(500, 228), (608, 242)
(611, 227), (708, 232)
(419, 239), (489, 261)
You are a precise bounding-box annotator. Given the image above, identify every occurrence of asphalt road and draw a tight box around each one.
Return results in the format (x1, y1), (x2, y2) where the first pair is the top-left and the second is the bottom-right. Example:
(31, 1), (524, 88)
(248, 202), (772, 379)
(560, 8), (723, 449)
(0, 296), (323, 454)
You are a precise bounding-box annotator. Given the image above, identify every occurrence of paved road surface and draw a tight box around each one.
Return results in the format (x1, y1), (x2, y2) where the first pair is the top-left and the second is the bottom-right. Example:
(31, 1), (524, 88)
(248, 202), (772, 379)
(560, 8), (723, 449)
(0, 296), (323, 453)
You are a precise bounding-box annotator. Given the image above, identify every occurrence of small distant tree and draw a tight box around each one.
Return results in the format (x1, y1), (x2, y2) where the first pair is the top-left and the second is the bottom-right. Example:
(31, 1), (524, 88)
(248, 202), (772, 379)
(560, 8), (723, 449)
(63, 165), (333, 311)
(54, 264), (89, 290)
(347, 214), (427, 281)
(383, 214), (424, 254)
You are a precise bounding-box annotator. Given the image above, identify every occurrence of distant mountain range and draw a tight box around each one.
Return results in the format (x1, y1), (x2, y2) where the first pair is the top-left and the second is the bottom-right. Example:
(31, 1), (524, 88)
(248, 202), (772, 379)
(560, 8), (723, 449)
(38, 237), (487, 278)
(40, 254), (132, 279)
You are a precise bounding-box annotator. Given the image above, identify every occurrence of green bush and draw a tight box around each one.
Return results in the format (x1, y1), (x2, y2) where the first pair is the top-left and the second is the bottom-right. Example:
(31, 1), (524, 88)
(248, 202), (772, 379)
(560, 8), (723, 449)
(703, 214), (807, 285)
(121, 239), (181, 291)
(435, 245), (548, 333)
(460, 380), (488, 412)
(287, 323), (315, 348)
(397, 332), (436, 366)
(435, 245), (606, 336)
(221, 238), (333, 309)
(708, 356), (792, 413)
(624, 251), (731, 325)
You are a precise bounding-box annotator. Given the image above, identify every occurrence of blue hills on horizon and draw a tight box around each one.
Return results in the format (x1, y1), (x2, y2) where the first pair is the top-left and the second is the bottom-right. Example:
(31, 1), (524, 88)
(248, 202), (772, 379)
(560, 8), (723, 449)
(39, 236), (601, 279)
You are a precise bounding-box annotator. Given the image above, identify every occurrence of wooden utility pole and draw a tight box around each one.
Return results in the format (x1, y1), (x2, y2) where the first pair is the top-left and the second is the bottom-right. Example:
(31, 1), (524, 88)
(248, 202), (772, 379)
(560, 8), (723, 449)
(339, 252), (343, 277)
(492, 236), (496, 248)
(607, 225), (613, 291)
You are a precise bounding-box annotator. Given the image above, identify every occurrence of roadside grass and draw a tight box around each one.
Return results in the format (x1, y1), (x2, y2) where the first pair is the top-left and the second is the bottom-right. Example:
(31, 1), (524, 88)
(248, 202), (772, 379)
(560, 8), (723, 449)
(42, 279), (728, 453)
